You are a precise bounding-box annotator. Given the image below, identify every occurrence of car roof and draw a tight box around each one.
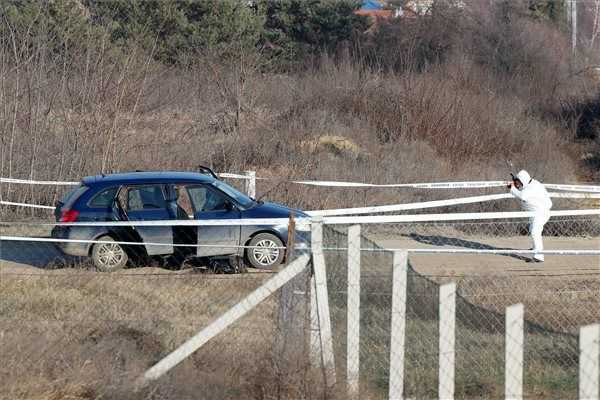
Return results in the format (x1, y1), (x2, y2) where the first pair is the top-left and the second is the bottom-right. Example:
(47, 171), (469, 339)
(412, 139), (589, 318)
(81, 171), (215, 186)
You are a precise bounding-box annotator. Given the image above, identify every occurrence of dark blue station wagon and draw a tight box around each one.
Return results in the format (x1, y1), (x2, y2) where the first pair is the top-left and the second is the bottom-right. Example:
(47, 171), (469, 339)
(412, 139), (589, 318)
(51, 170), (308, 272)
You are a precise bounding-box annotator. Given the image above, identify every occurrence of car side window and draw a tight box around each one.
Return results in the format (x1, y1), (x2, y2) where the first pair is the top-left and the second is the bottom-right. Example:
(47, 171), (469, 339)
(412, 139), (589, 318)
(187, 185), (229, 212)
(88, 187), (118, 208)
(126, 185), (167, 211)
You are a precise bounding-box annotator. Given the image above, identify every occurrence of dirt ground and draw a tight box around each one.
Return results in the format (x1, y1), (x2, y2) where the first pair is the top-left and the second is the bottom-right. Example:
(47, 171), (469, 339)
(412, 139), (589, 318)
(366, 234), (600, 277)
(0, 238), (268, 275)
(1, 234), (598, 276)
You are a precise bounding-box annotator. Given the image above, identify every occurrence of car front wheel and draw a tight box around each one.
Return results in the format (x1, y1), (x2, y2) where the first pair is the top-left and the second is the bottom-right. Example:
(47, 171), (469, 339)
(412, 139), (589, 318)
(91, 236), (128, 272)
(247, 233), (285, 270)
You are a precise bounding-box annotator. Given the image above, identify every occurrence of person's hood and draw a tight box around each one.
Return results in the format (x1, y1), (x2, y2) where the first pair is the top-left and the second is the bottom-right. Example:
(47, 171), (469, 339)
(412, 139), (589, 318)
(516, 170), (532, 189)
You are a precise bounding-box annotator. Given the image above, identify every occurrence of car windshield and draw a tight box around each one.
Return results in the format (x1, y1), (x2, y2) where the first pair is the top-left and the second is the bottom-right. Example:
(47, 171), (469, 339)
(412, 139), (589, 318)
(212, 180), (255, 209)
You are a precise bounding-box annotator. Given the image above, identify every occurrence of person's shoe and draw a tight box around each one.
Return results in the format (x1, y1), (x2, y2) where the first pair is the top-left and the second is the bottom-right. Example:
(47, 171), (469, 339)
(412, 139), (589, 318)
(526, 258), (543, 263)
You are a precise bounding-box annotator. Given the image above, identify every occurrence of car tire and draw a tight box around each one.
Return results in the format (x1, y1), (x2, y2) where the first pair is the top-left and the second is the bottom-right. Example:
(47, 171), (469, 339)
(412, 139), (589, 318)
(91, 236), (128, 272)
(247, 233), (285, 270)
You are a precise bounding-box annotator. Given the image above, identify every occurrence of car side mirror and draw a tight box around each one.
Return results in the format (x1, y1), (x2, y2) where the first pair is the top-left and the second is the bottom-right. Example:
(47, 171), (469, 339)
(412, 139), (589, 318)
(225, 201), (235, 211)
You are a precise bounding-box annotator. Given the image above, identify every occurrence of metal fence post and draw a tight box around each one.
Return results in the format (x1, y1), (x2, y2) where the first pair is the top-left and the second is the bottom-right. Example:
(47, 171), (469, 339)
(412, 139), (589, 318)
(439, 282), (456, 400)
(505, 303), (524, 400)
(347, 224), (361, 399)
(310, 216), (336, 387)
(245, 170), (256, 198)
(389, 250), (408, 400)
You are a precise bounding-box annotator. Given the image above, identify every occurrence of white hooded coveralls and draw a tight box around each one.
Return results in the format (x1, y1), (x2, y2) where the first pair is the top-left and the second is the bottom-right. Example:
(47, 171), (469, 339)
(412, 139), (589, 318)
(510, 170), (552, 261)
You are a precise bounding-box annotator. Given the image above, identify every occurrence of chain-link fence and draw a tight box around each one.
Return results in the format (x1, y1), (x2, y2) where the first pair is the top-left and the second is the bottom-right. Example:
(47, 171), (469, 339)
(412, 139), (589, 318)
(322, 222), (600, 400)
(0, 246), (323, 400)
(1, 218), (598, 399)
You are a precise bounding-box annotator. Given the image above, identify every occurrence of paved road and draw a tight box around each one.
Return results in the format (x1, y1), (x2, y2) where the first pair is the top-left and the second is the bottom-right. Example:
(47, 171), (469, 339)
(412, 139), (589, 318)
(0, 239), (77, 271)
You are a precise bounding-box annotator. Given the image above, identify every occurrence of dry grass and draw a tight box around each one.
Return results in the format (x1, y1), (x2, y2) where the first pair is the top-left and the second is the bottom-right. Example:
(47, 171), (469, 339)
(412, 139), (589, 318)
(0, 269), (325, 400)
(2, 12), (599, 217)
(1, 230), (598, 399)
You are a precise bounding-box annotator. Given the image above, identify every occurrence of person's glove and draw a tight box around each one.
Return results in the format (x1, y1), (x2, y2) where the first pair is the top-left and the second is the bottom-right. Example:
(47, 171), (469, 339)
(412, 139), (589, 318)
(506, 181), (513, 189)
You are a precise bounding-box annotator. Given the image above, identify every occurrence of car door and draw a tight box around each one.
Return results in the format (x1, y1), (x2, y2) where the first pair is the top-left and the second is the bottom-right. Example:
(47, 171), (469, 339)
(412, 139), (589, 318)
(121, 184), (174, 255)
(186, 184), (241, 257)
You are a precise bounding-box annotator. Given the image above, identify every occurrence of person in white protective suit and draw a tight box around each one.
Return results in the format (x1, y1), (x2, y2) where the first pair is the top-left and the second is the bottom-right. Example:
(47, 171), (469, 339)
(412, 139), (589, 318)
(508, 170), (552, 262)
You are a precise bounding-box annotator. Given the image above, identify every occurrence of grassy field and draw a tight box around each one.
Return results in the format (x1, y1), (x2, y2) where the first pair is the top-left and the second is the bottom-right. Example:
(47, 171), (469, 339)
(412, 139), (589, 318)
(0, 269), (299, 400)
(0, 227), (598, 399)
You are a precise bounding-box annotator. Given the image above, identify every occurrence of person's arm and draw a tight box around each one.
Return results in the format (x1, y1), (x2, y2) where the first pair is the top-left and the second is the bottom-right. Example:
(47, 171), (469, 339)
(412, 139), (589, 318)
(510, 185), (525, 200)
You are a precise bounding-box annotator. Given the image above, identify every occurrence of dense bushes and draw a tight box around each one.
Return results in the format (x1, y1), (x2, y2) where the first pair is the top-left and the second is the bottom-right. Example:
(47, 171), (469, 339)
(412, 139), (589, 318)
(1, 0), (368, 66)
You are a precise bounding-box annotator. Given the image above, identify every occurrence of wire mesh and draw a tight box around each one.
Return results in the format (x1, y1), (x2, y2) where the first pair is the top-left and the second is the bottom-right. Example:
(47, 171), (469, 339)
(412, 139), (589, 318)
(322, 222), (599, 399)
(0, 221), (317, 399)
(1, 219), (598, 399)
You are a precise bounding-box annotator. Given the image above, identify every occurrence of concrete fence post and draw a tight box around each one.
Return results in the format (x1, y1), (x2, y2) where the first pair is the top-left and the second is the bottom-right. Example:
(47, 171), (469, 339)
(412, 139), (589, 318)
(439, 282), (456, 400)
(310, 216), (336, 387)
(389, 250), (408, 400)
(245, 170), (256, 198)
(579, 323), (600, 400)
(505, 303), (524, 400)
(347, 225), (361, 399)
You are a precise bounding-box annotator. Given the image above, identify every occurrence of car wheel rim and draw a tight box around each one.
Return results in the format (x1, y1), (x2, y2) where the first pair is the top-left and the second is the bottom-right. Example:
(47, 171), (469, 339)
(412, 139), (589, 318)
(252, 239), (280, 266)
(97, 243), (125, 270)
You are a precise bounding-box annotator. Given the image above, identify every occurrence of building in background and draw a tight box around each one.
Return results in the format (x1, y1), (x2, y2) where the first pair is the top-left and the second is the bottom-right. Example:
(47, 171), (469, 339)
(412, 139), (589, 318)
(354, 0), (398, 19)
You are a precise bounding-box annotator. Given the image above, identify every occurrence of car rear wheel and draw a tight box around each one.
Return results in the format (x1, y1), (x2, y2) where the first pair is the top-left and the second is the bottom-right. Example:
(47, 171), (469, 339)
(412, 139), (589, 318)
(92, 236), (128, 272)
(247, 233), (285, 270)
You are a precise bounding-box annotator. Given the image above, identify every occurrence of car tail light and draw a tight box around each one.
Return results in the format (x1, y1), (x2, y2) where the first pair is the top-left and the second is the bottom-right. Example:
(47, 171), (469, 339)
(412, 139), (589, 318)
(60, 210), (79, 222)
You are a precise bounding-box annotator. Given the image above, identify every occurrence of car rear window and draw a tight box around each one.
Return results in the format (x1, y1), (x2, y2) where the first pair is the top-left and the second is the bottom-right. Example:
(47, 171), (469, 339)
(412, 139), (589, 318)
(60, 185), (89, 209)
(127, 185), (167, 211)
(88, 187), (119, 208)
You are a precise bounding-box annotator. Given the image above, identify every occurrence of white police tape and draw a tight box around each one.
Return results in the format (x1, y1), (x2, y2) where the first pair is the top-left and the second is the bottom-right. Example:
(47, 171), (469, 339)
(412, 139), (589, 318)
(291, 180), (600, 192)
(549, 192), (600, 199)
(218, 173), (251, 179)
(0, 177), (79, 185)
(3, 174), (600, 192)
(309, 193), (511, 216)
(310, 192), (600, 216)
(292, 180), (508, 188)
(0, 200), (55, 209)
(319, 247), (600, 255)
(320, 209), (600, 225)
(0, 235), (290, 249)
(0, 235), (597, 256)
(8, 217), (302, 227)
(2, 209), (598, 228)
(4, 191), (598, 214)
(545, 184), (600, 193)
(398, 249), (600, 255)
(0, 173), (249, 185)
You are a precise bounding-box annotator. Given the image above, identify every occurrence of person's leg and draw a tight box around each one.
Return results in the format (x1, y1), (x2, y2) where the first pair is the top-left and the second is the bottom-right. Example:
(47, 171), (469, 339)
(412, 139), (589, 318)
(530, 213), (550, 262)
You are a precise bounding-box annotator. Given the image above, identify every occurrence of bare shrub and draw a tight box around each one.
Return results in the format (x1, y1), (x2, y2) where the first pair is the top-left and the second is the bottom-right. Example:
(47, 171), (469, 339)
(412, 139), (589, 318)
(0, 1), (596, 218)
